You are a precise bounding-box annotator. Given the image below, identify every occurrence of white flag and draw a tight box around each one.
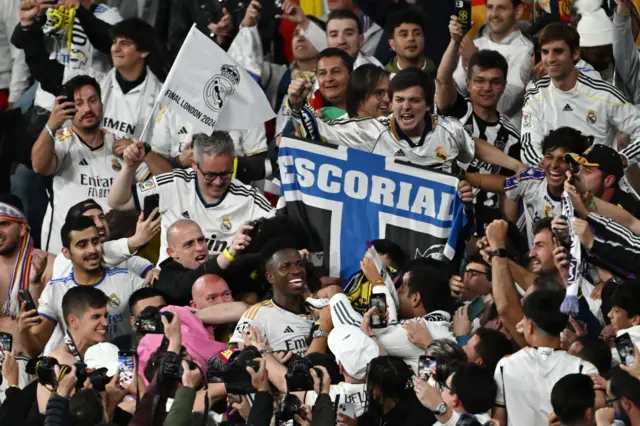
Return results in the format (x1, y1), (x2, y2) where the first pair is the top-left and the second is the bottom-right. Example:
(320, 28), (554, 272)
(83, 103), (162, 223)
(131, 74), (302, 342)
(157, 24), (275, 134)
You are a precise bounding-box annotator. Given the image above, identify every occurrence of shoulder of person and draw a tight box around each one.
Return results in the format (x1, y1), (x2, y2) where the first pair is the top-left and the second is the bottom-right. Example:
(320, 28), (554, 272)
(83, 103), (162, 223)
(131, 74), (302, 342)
(434, 114), (468, 136)
(50, 345), (78, 365)
(105, 267), (133, 277)
(577, 72), (630, 104)
(55, 127), (74, 142)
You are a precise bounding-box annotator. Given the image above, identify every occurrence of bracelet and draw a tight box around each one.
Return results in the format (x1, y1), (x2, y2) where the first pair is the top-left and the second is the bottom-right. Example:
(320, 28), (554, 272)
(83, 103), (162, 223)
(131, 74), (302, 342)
(45, 123), (56, 140)
(222, 248), (235, 262)
(584, 192), (596, 211)
(374, 279), (384, 285)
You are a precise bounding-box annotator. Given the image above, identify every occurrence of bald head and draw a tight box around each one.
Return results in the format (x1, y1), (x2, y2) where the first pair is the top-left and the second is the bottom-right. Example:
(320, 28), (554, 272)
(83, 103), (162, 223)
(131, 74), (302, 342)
(166, 219), (209, 270)
(190, 274), (233, 309)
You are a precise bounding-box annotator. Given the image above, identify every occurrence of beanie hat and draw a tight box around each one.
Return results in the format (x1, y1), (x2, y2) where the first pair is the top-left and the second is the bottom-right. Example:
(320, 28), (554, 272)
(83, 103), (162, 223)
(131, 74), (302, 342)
(577, 0), (614, 47)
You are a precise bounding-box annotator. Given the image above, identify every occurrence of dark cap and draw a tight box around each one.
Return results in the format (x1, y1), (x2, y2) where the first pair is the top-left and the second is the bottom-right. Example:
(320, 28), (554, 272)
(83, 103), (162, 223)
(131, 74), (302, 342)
(65, 199), (103, 223)
(0, 193), (24, 213)
(565, 144), (624, 182)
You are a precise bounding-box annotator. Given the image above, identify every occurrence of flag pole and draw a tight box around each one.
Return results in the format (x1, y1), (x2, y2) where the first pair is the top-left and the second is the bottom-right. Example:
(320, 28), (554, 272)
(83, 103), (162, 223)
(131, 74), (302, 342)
(138, 100), (158, 143)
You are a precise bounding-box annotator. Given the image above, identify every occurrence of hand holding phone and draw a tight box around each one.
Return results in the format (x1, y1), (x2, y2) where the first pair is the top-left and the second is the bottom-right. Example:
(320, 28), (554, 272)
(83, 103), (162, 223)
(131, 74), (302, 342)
(0, 332), (12, 354)
(467, 296), (485, 321)
(370, 293), (387, 329)
(454, 0), (472, 32)
(143, 194), (160, 221)
(418, 356), (438, 387)
(118, 351), (135, 389)
(18, 289), (37, 312)
(616, 333), (636, 366)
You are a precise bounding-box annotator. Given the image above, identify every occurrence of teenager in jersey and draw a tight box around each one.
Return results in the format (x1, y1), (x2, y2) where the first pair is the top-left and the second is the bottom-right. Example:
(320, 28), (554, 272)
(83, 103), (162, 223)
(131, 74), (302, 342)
(287, 68), (524, 175)
(437, 17), (520, 229)
(30, 75), (154, 253)
(463, 127), (589, 246)
(13, 4), (163, 141)
(35, 285), (110, 413)
(107, 131), (274, 264)
(18, 215), (145, 358)
(521, 22), (640, 168)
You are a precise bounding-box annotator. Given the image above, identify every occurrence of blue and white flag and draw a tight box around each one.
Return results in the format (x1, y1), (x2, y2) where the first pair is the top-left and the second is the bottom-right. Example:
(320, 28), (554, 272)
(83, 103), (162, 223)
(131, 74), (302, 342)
(560, 191), (582, 316)
(277, 137), (468, 278)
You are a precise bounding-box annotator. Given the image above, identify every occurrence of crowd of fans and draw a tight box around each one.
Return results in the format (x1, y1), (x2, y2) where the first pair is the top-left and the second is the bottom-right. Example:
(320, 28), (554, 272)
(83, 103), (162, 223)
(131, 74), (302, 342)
(2, 0), (640, 425)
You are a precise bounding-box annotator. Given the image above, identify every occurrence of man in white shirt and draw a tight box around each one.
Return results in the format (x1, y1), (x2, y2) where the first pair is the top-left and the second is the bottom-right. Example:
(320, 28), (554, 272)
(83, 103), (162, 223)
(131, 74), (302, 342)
(320, 0), (382, 57)
(107, 131), (274, 264)
(521, 22), (640, 168)
(17, 215), (145, 358)
(324, 9), (383, 69)
(607, 283), (640, 364)
(30, 74), (150, 253)
(288, 68), (524, 175)
(492, 289), (602, 426)
(453, 0), (533, 124)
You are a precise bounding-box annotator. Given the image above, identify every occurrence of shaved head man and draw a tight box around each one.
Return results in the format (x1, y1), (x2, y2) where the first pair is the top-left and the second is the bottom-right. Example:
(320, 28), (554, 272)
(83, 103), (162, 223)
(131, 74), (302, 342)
(166, 219), (209, 270)
(190, 274), (233, 310)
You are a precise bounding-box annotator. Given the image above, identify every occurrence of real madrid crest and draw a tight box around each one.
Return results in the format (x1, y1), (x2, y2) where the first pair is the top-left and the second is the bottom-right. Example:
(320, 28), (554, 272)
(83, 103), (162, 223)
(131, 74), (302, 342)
(111, 157), (122, 172)
(203, 64), (241, 112)
(586, 110), (597, 125)
(435, 146), (448, 162)
(221, 217), (232, 232)
(108, 293), (121, 308)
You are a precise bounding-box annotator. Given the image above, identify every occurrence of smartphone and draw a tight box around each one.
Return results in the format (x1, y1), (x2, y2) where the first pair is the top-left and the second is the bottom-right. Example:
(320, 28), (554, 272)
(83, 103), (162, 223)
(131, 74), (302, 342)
(370, 293), (387, 329)
(118, 351), (135, 388)
(616, 333), (636, 366)
(467, 296), (485, 321)
(418, 356), (438, 387)
(454, 0), (472, 32)
(309, 252), (323, 268)
(143, 194), (160, 220)
(0, 332), (12, 353)
(57, 84), (75, 105)
(18, 289), (37, 312)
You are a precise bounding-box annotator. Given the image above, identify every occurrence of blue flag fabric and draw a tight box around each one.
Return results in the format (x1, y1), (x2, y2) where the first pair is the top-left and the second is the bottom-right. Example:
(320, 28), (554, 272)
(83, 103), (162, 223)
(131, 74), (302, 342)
(277, 137), (468, 278)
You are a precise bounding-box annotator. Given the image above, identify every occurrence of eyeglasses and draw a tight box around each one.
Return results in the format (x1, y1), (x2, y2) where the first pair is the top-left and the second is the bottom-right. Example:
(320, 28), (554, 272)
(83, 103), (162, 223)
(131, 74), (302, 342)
(464, 268), (487, 278)
(196, 163), (233, 182)
(371, 88), (387, 100)
(606, 396), (620, 407)
(471, 78), (505, 88)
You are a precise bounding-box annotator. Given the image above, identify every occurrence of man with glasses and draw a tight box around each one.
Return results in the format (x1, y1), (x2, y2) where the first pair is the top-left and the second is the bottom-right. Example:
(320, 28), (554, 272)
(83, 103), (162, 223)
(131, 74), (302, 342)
(437, 20), (520, 230)
(450, 254), (492, 302)
(107, 131), (274, 264)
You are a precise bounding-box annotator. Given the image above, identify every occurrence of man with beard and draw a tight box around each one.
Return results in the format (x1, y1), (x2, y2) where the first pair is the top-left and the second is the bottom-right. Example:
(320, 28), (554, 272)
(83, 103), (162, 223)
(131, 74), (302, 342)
(30, 74), (151, 253)
(0, 194), (53, 361)
(18, 215), (145, 357)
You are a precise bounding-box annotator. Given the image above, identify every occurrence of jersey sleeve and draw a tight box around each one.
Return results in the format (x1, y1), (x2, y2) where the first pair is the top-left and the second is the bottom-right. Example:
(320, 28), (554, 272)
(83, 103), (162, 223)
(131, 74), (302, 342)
(230, 124), (268, 156)
(125, 256), (154, 278)
(53, 136), (71, 174)
(452, 57), (470, 97)
(37, 282), (59, 324)
(438, 92), (472, 122)
(580, 360), (599, 376)
(454, 122), (476, 164)
(102, 238), (133, 267)
(610, 100), (640, 165)
(521, 89), (545, 167)
(494, 359), (506, 406)
(129, 272), (146, 292)
(133, 172), (174, 211)
(229, 306), (260, 344)
(503, 167), (544, 201)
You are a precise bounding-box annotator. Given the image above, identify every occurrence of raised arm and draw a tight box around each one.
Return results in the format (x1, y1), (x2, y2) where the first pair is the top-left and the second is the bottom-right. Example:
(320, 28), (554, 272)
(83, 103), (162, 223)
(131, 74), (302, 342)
(474, 138), (524, 173)
(613, 0), (640, 105)
(31, 97), (76, 175)
(436, 16), (465, 112)
(107, 142), (145, 211)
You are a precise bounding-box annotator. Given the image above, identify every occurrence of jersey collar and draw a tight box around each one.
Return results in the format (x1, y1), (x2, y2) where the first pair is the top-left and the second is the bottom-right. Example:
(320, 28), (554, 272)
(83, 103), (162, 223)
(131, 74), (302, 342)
(71, 267), (106, 287)
(194, 176), (230, 208)
(390, 113), (433, 148)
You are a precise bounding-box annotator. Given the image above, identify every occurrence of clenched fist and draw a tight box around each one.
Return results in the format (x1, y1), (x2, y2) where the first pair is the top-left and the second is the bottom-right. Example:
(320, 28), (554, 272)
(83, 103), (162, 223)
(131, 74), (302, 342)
(288, 78), (313, 110)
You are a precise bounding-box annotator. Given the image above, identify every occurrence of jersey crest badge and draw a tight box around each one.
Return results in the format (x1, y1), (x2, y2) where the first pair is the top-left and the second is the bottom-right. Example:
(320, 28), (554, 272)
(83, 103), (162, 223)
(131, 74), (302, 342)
(586, 110), (597, 124)
(221, 216), (233, 232)
(544, 204), (553, 217)
(203, 64), (241, 112)
(108, 293), (121, 308)
(56, 128), (73, 141)
(435, 146), (448, 162)
(111, 158), (122, 172)
(139, 179), (155, 192)
(523, 112), (531, 127)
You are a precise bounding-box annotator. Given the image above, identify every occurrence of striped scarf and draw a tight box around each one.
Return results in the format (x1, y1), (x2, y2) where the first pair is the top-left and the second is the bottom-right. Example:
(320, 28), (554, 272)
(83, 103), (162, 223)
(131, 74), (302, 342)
(0, 202), (34, 317)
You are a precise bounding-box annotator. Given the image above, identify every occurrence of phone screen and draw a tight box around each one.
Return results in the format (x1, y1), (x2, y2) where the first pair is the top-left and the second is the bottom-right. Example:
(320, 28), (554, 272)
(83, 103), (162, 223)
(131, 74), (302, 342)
(418, 356), (438, 387)
(370, 294), (387, 329)
(0, 332), (12, 353)
(118, 351), (135, 388)
(143, 194), (160, 221)
(467, 296), (485, 321)
(616, 333), (635, 366)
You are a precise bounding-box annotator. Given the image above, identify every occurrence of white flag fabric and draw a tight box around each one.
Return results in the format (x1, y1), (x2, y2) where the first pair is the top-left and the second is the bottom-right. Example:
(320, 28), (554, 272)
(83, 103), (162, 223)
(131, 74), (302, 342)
(560, 191), (582, 316)
(157, 24), (275, 134)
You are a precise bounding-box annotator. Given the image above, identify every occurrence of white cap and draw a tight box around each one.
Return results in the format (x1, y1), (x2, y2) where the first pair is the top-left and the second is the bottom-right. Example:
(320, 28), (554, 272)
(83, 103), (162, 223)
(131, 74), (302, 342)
(328, 326), (379, 380)
(84, 342), (119, 376)
(577, 0), (614, 47)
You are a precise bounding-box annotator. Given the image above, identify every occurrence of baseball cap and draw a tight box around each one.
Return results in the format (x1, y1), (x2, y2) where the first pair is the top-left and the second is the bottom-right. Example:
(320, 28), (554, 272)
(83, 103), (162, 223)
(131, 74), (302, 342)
(85, 342), (119, 376)
(565, 144), (624, 182)
(65, 199), (103, 222)
(328, 325), (379, 380)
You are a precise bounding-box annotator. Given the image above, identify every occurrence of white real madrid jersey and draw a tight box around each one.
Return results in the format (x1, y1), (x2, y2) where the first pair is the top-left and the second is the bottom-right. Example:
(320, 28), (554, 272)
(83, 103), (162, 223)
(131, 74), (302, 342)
(521, 72), (640, 167)
(38, 267), (145, 355)
(134, 170), (274, 264)
(42, 129), (150, 253)
(229, 300), (316, 355)
(292, 106), (476, 174)
(504, 167), (562, 247)
(149, 106), (268, 158)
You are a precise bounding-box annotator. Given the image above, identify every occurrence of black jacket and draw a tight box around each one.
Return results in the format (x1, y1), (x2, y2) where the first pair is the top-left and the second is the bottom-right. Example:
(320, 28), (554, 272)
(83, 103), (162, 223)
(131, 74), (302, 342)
(167, 0), (229, 59)
(358, 391), (436, 426)
(155, 256), (223, 306)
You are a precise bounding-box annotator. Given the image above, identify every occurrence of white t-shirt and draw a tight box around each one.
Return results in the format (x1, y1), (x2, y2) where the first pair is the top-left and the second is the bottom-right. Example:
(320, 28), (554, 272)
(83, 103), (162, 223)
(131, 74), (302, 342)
(503, 167), (561, 247)
(229, 300), (315, 355)
(303, 383), (367, 418)
(39, 267), (145, 355)
(134, 169), (274, 264)
(495, 347), (598, 426)
(41, 129), (150, 253)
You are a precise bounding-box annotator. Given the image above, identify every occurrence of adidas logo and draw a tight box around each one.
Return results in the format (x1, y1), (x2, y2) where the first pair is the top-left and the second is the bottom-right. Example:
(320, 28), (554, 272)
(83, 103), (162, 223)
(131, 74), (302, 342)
(563, 104), (573, 112)
(182, 211), (190, 219)
(178, 127), (188, 135)
(78, 158), (89, 166)
(284, 326), (294, 333)
(395, 149), (406, 157)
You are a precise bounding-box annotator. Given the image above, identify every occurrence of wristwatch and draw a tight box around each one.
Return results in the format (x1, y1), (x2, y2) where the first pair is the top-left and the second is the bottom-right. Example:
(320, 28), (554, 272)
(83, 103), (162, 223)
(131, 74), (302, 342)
(490, 248), (509, 259)
(313, 329), (329, 339)
(143, 142), (152, 156)
(431, 402), (448, 416)
(259, 348), (273, 356)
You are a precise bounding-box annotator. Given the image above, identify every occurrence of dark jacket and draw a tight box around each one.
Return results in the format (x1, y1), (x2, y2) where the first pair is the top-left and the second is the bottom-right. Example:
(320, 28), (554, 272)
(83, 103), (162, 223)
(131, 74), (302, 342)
(586, 212), (640, 277)
(0, 381), (38, 426)
(167, 0), (228, 59)
(247, 391), (273, 426)
(155, 256), (223, 306)
(311, 394), (336, 426)
(163, 386), (197, 426)
(358, 391), (436, 426)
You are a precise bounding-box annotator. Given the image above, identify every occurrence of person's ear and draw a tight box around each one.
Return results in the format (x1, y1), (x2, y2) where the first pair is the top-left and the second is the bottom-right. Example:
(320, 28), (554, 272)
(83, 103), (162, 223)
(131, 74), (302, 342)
(411, 291), (421, 309)
(140, 51), (149, 59)
(572, 49), (580, 63)
(266, 271), (275, 286)
(604, 174), (617, 189)
(515, 3), (524, 20)
(339, 364), (345, 375)
(475, 357), (484, 367)
(67, 314), (78, 329)
(584, 407), (593, 422)
(166, 247), (175, 259)
(389, 38), (396, 52)
(631, 314), (640, 326)
(62, 247), (71, 260)
(466, 78), (472, 93)
(359, 34), (364, 46)
(371, 387), (381, 400)
(129, 315), (135, 327)
(190, 300), (197, 309)
(527, 319), (535, 335)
